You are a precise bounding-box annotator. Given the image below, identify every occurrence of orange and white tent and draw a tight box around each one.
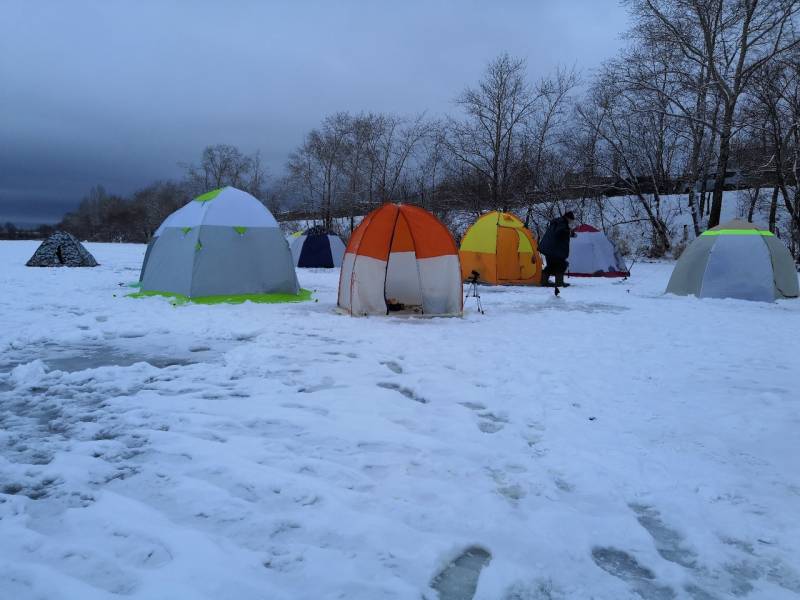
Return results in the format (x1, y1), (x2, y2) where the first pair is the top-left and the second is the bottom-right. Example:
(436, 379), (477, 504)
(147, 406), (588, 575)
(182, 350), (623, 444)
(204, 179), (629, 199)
(338, 203), (462, 316)
(459, 211), (543, 285)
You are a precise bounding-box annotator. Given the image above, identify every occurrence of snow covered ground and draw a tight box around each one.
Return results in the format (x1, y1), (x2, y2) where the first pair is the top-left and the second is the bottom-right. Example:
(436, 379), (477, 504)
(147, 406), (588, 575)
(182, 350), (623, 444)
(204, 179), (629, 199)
(1, 240), (799, 600)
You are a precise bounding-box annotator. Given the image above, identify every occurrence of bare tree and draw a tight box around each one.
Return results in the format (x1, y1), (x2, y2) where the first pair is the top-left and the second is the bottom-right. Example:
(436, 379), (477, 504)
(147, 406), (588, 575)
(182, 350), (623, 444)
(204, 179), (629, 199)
(577, 62), (680, 255)
(369, 113), (429, 205)
(284, 111), (430, 230)
(743, 52), (800, 249)
(341, 113), (381, 233)
(520, 66), (580, 226)
(286, 114), (350, 231)
(628, 0), (800, 228)
(183, 144), (267, 199)
(414, 121), (451, 213)
(447, 53), (541, 210)
(132, 181), (188, 239)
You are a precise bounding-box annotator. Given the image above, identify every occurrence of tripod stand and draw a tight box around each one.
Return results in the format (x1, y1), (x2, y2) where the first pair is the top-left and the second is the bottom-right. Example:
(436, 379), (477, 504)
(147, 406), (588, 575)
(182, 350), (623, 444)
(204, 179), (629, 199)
(465, 271), (484, 314)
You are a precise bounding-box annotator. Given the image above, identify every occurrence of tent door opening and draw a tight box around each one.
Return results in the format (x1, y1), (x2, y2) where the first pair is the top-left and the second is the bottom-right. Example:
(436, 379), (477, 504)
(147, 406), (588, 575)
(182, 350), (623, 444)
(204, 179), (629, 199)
(384, 250), (424, 314)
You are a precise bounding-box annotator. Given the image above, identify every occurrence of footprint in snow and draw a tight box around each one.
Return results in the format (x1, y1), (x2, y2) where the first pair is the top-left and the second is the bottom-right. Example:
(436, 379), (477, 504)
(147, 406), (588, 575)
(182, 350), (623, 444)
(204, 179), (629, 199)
(553, 477), (574, 493)
(478, 421), (503, 434)
(477, 412), (507, 434)
(431, 546), (492, 600)
(298, 377), (345, 393)
(629, 504), (698, 569)
(487, 467), (527, 503)
(591, 546), (676, 599)
(323, 351), (357, 359)
(459, 401), (486, 411)
(502, 579), (563, 600)
(683, 584), (720, 600)
(376, 382), (427, 403)
(381, 360), (403, 374)
(118, 331), (146, 339)
(630, 504), (766, 599)
(109, 530), (173, 569)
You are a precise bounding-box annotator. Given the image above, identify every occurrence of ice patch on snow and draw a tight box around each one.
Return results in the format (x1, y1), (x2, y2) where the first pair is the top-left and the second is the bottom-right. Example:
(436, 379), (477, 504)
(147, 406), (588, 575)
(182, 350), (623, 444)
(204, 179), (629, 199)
(43, 344), (200, 372)
(1, 342), (215, 377)
(512, 300), (629, 314)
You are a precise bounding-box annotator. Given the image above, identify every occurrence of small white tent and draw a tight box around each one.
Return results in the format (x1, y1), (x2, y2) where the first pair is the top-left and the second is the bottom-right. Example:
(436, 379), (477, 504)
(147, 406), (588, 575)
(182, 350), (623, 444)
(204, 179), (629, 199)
(567, 225), (629, 277)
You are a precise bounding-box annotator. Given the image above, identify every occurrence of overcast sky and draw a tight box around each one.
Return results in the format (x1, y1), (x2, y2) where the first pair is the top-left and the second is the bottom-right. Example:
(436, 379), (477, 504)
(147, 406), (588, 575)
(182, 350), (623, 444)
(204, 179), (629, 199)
(0, 0), (630, 224)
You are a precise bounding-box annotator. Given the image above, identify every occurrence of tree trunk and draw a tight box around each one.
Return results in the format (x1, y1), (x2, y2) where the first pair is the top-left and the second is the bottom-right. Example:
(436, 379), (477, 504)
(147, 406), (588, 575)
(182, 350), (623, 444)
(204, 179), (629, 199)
(325, 171), (333, 232)
(686, 67), (708, 237)
(708, 103), (735, 228)
(635, 192), (671, 256)
(768, 186), (779, 232)
(747, 186), (761, 222)
(687, 190), (701, 237)
(699, 99), (722, 220)
(779, 185), (800, 257)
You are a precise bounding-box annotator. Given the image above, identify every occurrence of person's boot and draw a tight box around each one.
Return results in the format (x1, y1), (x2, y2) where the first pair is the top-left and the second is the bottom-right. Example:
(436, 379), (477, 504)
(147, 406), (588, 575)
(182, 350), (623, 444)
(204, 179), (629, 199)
(555, 274), (570, 288)
(540, 271), (553, 287)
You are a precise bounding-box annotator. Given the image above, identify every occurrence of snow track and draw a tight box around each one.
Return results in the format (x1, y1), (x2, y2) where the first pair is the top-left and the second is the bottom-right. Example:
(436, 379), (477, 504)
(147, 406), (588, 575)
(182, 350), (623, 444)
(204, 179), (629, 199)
(1, 241), (799, 599)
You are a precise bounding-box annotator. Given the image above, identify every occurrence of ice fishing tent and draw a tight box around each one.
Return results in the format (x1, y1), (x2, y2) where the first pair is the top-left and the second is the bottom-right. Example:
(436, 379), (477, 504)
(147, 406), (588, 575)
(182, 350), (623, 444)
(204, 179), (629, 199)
(139, 187), (300, 300)
(666, 220), (799, 302)
(338, 203), (462, 316)
(290, 226), (346, 268)
(26, 231), (98, 267)
(459, 211), (542, 285)
(567, 224), (629, 277)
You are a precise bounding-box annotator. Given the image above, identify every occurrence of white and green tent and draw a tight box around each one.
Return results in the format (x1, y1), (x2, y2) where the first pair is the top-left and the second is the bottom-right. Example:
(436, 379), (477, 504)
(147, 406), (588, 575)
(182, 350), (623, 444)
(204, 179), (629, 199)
(666, 220), (799, 302)
(138, 187), (302, 302)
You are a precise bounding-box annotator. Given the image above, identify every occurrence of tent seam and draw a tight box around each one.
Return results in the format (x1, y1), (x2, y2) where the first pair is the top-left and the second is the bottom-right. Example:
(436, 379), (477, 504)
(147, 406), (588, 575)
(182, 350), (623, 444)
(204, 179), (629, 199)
(382, 205), (403, 315)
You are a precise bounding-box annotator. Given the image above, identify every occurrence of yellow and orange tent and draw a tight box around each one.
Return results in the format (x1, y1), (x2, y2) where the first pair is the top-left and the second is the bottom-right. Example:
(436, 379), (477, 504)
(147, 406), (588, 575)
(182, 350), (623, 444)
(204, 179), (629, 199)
(338, 203), (462, 316)
(459, 211), (542, 285)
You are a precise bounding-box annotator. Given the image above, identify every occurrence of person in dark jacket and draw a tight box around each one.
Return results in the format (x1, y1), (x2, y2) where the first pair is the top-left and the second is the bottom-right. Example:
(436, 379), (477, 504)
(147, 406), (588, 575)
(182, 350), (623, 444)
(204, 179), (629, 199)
(539, 211), (577, 287)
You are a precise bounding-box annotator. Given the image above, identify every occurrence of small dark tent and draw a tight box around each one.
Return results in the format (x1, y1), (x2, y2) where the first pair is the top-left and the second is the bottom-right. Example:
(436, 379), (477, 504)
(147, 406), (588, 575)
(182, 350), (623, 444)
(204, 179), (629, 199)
(290, 226), (346, 268)
(26, 231), (98, 267)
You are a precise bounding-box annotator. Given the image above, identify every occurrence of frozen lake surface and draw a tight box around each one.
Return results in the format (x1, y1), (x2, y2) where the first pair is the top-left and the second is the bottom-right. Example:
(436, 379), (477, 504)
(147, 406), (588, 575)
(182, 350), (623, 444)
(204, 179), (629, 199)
(1, 240), (799, 599)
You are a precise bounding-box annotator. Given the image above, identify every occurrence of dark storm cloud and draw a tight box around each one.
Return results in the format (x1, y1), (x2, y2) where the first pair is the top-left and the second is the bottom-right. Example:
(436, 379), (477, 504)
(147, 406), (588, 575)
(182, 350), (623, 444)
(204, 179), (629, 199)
(0, 0), (629, 223)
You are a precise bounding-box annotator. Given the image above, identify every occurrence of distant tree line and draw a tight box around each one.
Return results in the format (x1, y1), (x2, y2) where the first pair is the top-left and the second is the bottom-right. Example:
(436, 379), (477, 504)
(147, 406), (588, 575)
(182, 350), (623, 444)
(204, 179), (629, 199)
(53, 145), (273, 243)
(33, 0), (800, 258)
(0, 222), (55, 240)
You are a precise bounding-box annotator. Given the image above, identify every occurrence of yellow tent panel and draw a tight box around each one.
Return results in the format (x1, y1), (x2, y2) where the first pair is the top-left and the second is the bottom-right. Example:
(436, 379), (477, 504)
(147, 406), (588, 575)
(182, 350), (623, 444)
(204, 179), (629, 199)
(459, 211), (542, 285)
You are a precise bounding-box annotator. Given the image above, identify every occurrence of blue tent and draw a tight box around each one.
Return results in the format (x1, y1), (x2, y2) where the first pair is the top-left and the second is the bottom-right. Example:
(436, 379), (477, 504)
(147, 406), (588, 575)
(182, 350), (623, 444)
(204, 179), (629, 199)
(290, 227), (346, 268)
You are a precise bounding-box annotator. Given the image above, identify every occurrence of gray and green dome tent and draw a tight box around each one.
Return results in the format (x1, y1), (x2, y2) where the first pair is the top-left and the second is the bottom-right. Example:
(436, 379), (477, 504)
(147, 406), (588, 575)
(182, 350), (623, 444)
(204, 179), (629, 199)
(666, 220), (799, 302)
(138, 187), (301, 302)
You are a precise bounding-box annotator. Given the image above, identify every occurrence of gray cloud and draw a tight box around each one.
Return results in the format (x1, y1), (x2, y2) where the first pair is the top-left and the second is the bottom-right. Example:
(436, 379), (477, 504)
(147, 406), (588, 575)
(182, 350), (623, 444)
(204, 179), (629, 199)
(0, 0), (629, 223)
